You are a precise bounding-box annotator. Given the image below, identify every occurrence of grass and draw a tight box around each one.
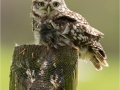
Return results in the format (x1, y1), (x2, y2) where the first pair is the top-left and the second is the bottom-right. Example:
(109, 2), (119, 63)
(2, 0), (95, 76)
(1, 45), (119, 90)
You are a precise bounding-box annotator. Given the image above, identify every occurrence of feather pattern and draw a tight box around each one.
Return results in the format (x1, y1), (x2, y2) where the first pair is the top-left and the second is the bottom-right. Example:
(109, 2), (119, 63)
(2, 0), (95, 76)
(31, 0), (108, 70)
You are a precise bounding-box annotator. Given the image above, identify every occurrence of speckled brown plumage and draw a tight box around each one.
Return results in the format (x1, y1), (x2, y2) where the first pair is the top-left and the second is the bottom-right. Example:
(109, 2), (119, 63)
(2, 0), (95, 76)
(31, 0), (108, 70)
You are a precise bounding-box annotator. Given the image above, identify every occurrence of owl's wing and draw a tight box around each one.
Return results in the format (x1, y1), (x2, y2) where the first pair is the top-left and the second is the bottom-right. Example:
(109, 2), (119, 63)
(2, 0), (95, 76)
(55, 10), (104, 37)
(54, 11), (108, 70)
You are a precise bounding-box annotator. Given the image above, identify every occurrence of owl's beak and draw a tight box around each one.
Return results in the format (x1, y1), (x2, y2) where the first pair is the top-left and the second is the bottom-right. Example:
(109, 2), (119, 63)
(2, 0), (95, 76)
(47, 6), (51, 14)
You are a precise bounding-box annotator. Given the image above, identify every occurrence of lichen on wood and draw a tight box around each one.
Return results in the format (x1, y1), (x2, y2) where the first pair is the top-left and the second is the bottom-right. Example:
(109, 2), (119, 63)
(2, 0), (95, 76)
(9, 44), (78, 90)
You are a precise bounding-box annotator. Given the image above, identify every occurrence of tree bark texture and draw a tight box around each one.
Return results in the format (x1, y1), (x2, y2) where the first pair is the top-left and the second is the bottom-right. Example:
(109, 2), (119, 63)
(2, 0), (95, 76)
(9, 45), (78, 90)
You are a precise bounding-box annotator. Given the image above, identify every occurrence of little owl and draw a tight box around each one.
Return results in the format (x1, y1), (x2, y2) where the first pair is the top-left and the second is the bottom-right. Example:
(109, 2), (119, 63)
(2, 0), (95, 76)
(31, 0), (108, 70)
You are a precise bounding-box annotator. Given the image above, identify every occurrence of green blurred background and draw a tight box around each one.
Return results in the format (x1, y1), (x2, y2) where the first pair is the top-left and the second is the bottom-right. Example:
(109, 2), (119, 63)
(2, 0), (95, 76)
(1, 0), (119, 90)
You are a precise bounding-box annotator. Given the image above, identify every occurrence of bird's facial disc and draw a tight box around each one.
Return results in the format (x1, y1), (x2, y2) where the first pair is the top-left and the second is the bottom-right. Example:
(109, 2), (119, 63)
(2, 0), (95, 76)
(32, 0), (67, 15)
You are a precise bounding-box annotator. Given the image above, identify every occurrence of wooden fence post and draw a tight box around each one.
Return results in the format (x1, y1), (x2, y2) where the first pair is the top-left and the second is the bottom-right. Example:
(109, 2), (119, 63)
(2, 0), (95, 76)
(9, 45), (78, 90)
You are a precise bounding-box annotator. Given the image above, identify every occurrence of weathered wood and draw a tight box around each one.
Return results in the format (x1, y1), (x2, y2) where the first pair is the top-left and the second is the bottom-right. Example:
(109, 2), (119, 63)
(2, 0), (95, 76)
(9, 45), (78, 90)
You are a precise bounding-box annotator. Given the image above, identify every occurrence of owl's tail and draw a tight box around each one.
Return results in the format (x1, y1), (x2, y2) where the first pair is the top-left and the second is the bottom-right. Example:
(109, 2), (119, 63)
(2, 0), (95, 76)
(89, 42), (108, 70)
(79, 41), (108, 70)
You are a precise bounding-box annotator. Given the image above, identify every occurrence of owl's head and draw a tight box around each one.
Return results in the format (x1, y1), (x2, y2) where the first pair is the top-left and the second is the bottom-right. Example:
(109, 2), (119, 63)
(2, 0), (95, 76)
(32, 0), (68, 17)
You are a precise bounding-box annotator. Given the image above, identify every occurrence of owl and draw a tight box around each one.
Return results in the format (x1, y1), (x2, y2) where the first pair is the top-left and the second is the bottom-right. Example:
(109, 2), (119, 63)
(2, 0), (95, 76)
(31, 0), (108, 70)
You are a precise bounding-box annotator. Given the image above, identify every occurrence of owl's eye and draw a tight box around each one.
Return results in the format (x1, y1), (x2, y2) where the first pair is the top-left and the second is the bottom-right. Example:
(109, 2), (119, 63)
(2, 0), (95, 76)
(53, 2), (60, 7)
(38, 2), (45, 7)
